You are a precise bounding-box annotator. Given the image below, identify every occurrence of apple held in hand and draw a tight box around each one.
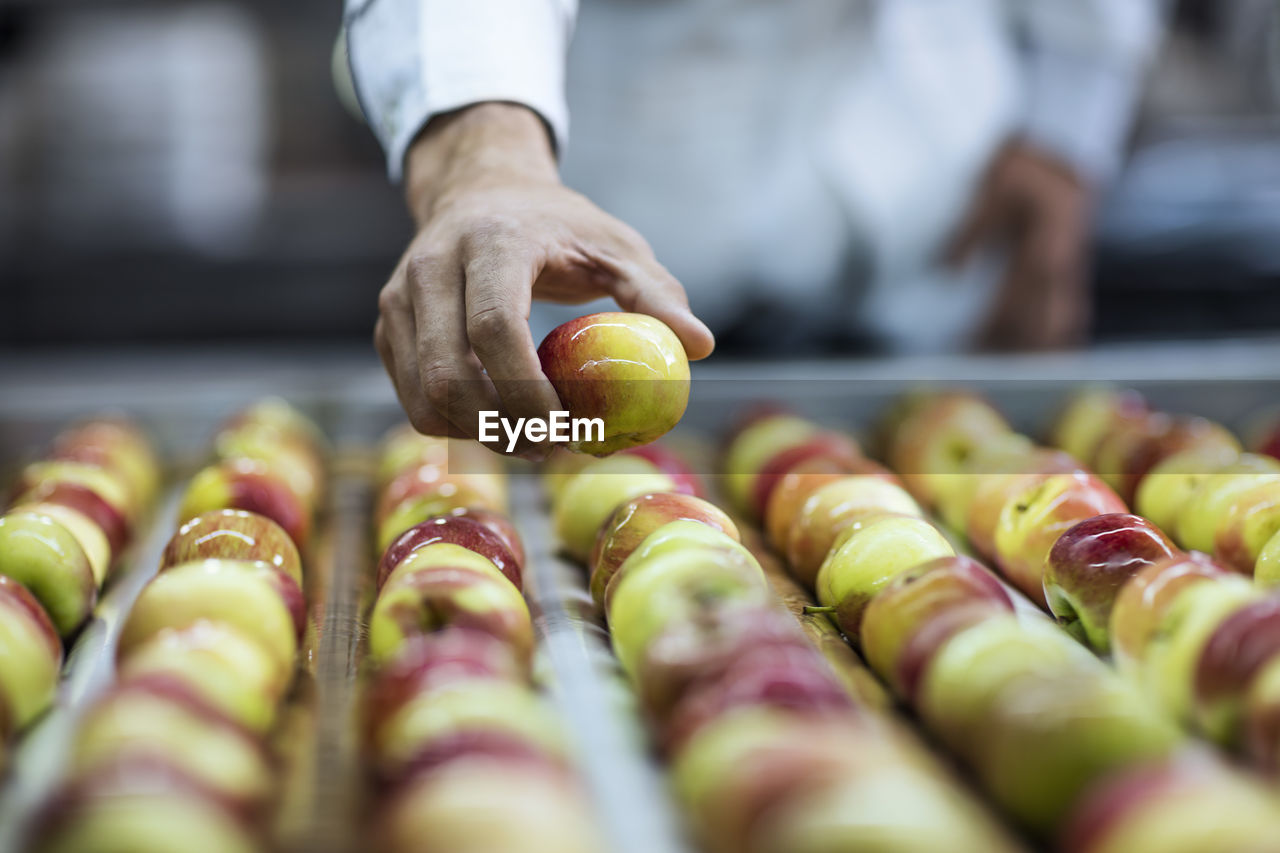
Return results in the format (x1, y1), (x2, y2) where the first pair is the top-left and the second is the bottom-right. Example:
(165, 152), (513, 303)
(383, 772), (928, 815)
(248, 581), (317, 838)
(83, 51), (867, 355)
(179, 459), (311, 548)
(786, 476), (923, 589)
(589, 492), (737, 611)
(118, 559), (303, 684)
(722, 413), (819, 518)
(537, 312), (691, 456)
(71, 678), (274, 810)
(814, 514), (955, 639)
(0, 509), (96, 636)
(1044, 513), (1179, 653)
(117, 622), (285, 734)
(365, 679), (566, 784)
(859, 556), (1013, 702)
(551, 454), (677, 561)
(993, 471), (1126, 607)
(161, 510), (303, 588)
(378, 513), (523, 591)
(0, 575), (63, 731)
(367, 543), (533, 667)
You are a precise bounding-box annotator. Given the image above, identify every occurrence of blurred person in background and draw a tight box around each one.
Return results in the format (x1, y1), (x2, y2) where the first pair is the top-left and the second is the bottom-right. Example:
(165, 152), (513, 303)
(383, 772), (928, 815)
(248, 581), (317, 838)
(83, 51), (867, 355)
(345, 0), (1164, 440)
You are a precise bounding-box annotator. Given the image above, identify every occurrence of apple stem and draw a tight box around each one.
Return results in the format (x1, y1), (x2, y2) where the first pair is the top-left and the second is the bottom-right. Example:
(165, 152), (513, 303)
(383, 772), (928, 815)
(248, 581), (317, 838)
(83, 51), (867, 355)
(803, 605), (836, 615)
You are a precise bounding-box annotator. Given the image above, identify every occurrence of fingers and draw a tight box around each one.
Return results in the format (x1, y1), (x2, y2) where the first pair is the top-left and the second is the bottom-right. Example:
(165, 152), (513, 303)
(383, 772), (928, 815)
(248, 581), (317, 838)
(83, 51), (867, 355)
(462, 242), (564, 449)
(374, 295), (462, 437)
(406, 252), (504, 440)
(607, 255), (715, 361)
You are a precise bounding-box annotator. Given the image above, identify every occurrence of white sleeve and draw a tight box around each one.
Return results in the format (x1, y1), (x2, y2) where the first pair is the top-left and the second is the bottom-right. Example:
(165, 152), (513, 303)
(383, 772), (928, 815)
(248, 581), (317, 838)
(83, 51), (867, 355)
(1007, 0), (1167, 181)
(343, 0), (577, 181)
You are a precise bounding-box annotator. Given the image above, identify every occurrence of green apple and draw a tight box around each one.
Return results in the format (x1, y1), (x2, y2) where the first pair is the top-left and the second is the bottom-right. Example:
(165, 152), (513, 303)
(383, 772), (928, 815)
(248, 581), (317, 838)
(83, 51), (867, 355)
(1257, 528), (1280, 588)
(1136, 575), (1259, 724)
(1213, 480), (1280, 574)
(814, 514), (954, 638)
(0, 509), (96, 635)
(116, 622), (283, 734)
(0, 575), (63, 731)
(551, 455), (677, 561)
(72, 682), (274, 807)
(722, 414), (819, 518)
(118, 560), (299, 684)
(935, 432), (1036, 535)
(786, 476), (923, 589)
(1134, 446), (1240, 534)
(367, 679), (565, 781)
(18, 502), (112, 587)
(1175, 455), (1280, 554)
(367, 543), (533, 666)
(608, 536), (768, 677)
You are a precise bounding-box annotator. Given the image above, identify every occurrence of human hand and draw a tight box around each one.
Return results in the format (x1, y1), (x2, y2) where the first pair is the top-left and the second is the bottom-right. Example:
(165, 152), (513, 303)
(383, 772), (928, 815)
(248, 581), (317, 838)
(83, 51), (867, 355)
(946, 139), (1094, 351)
(375, 103), (713, 449)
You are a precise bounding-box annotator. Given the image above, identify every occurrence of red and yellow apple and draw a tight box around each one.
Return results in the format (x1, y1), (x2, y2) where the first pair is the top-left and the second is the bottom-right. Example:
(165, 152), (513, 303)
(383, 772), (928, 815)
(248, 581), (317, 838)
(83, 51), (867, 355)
(722, 413), (819, 518)
(0, 575), (62, 732)
(377, 514), (522, 591)
(537, 311), (691, 455)
(885, 392), (1012, 509)
(161, 510), (303, 588)
(0, 509), (96, 635)
(550, 454), (677, 561)
(179, 459), (311, 548)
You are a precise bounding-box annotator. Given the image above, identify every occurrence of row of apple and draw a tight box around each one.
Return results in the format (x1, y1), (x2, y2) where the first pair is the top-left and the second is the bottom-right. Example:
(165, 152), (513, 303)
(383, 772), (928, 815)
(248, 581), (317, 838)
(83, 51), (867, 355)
(362, 427), (602, 853)
(0, 417), (162, 773)
(721, 405), (1280, 848)
(547, 450), (1021, 852)
(875, 389), (1280, 770)
(31, 400), (324, 853)
(1055, 388), (1280, 580)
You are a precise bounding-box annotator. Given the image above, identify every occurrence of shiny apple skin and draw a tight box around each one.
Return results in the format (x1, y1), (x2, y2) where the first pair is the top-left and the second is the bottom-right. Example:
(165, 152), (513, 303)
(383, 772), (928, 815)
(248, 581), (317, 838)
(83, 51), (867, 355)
(161, 510), (303, 588)
(1044, 513), (1179, 653)
(377, 514), (522, 591)
(536, 312), (690, 455)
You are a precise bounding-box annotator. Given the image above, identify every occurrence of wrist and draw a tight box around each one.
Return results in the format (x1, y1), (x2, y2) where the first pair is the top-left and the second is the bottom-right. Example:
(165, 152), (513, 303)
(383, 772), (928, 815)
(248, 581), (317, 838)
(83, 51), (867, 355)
(404, 102), (559, 224)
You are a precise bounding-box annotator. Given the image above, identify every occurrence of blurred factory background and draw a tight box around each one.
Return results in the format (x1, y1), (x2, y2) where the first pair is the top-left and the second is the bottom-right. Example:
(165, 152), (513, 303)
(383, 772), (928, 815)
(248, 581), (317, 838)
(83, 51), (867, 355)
(0, 0), (1278, 351)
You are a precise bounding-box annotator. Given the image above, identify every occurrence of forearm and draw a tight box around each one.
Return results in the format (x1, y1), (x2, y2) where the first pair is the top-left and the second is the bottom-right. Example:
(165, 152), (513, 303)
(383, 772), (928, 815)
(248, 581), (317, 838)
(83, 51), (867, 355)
(404, 103), (559, 226)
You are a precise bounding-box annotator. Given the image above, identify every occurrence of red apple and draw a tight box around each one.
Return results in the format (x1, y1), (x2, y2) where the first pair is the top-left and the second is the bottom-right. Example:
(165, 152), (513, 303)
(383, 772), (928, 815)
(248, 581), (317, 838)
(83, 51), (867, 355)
(1044, 513), (1180, 653)
(859, 556), (1013, 702)
(1114, 416), (1239, 505)
(992, 471), (1127, 607)
(0, 509), (96, 636)
(722, 413), (820, 518)
(1243, 656), (1280, 774)
(0, 575), (63, 731)
(378, 514), (522, 591)
(537, 311), (691, 455)
(179, 459), (311, 548)
(161, 510), (303, 588)
(51, 417), (161, 509)
(620, 443), (704, 497)
(589, 492), (737, 611)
